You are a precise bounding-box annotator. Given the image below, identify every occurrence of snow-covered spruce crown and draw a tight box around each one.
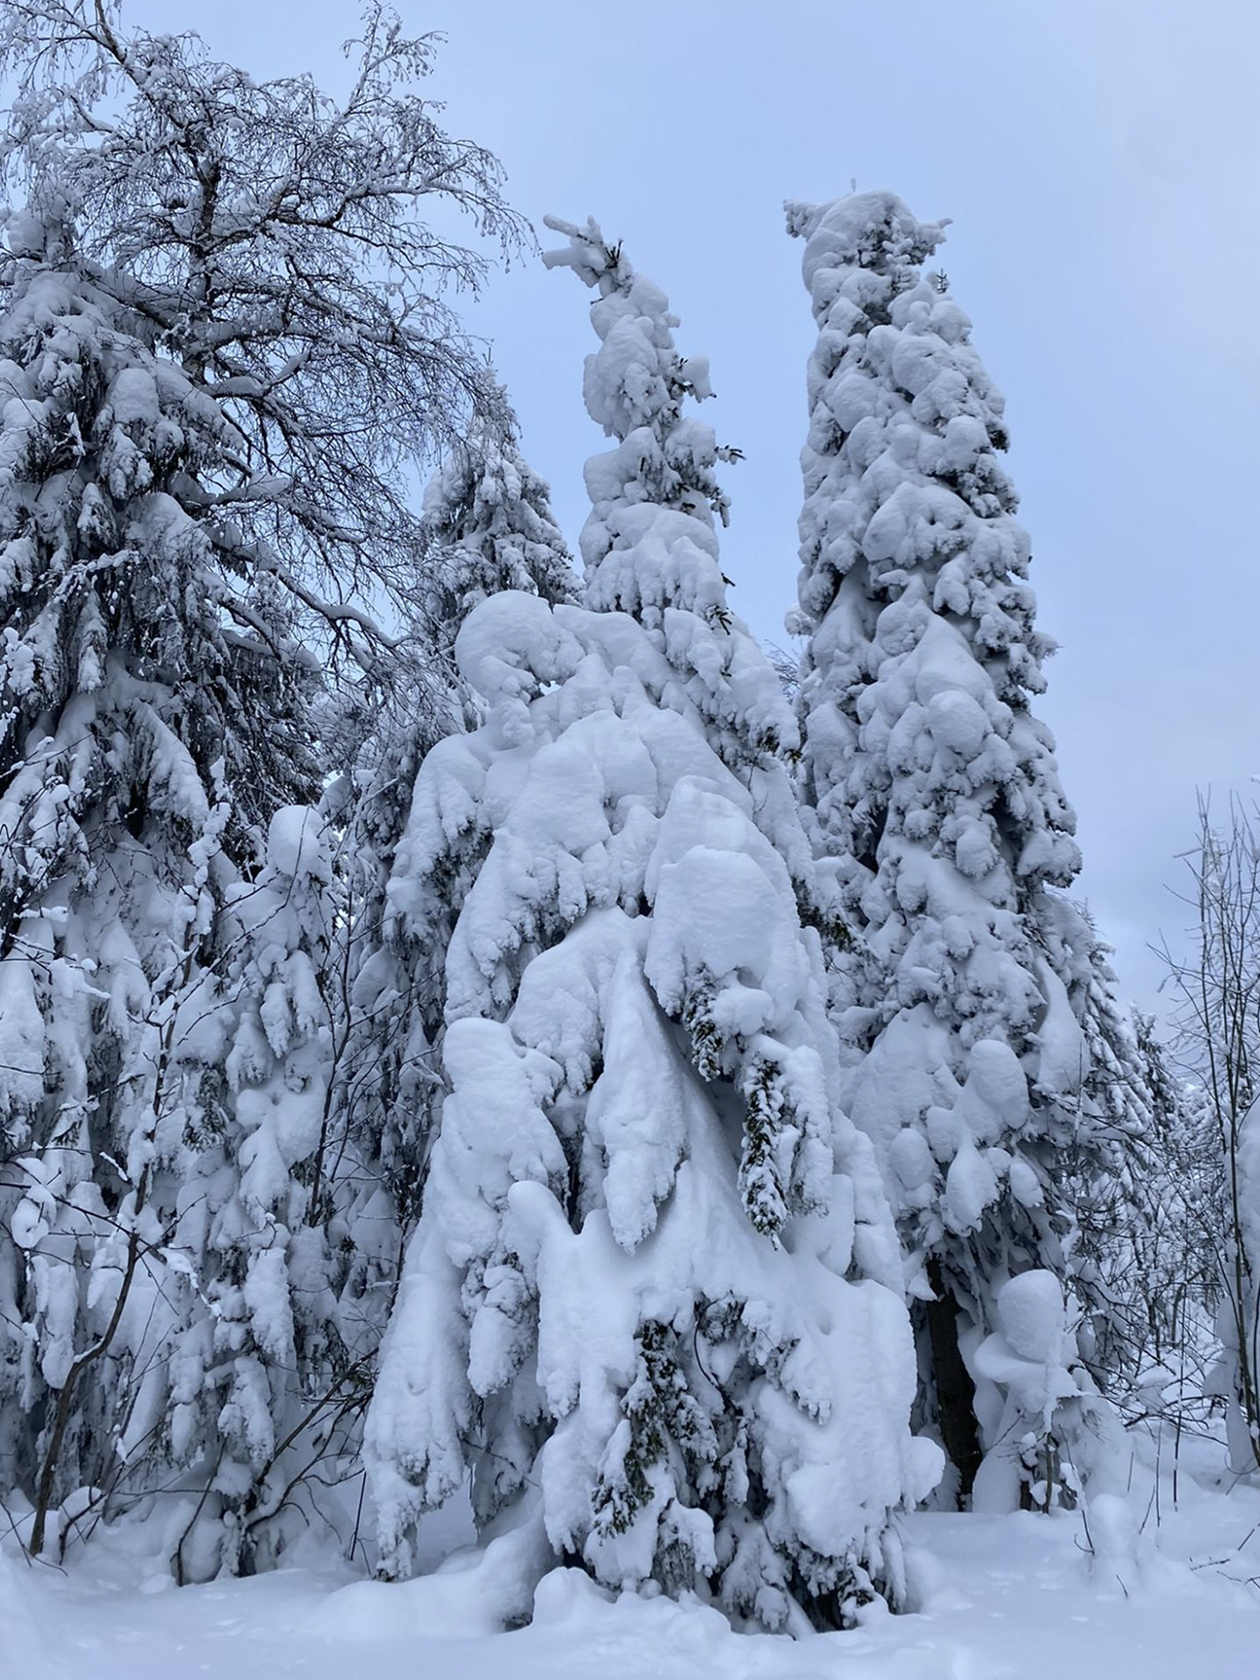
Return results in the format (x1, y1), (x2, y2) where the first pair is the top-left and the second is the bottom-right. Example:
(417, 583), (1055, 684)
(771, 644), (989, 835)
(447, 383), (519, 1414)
(540, 214), (723, 503)
(786, 190), (949, 306)
(539, 217), (798, 767)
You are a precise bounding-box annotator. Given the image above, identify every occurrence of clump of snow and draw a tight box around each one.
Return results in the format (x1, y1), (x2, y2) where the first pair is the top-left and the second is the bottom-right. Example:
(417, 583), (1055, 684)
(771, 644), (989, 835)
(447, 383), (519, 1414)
(970, 1271), (1121, 1514)
(313, 1508), (556, 1638)
(266, 805), (331, 883)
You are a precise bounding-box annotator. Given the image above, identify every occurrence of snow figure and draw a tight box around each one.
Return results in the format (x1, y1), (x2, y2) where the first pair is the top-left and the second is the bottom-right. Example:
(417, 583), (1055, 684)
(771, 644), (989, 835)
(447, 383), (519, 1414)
(969, 1271), (1120, 1514)
(787, 191), (1142, 1506)
(0, 218), (317, 1554)
(365, 221), (938, 1631)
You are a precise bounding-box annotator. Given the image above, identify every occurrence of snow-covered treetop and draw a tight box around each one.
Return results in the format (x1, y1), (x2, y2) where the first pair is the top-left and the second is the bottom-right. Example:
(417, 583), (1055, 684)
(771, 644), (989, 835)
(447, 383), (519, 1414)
(543, 217), (730, 553)
(785, 192), (948, 302)
(542, 215), (796, 773)
(422, 391), (579, 636)
(789, 189), (1080, 928)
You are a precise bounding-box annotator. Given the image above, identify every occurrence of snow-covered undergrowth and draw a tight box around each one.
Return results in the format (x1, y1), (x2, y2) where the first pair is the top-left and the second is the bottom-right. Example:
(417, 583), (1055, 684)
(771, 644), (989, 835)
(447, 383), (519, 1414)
(4, 1432), (1256, 1678)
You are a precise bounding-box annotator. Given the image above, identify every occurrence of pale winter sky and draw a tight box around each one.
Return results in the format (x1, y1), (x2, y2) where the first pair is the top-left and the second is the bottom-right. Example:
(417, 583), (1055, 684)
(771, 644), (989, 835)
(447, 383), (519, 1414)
(125, 0), (1260, 1014)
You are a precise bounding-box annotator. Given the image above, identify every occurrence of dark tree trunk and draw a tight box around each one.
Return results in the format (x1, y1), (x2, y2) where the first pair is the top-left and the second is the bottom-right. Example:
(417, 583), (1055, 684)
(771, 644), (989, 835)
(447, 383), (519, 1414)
(924, 1259), (983, 1503)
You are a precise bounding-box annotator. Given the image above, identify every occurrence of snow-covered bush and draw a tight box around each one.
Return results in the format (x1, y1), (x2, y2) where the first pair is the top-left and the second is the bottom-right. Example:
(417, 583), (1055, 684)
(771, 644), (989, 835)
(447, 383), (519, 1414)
(364, 221), (939, 1629)
(786, 190), (1149, 1505)
(970, 1271), (1120, 1512)
(165, 804), (374, 1578)
(1069, 1010), (1223, 1421)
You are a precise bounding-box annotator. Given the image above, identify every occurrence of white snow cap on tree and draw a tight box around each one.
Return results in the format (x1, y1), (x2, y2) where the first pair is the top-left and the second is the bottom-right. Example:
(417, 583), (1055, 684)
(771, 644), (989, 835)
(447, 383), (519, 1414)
(787, 190), (1133, 1506)
(365, 219), (938, 1630)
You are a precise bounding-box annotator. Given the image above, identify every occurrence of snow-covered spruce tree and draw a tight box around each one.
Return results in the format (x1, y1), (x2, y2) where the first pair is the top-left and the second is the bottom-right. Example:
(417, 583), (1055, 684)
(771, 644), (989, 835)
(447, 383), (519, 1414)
(0, 223), (318, 1559)
(303, 407), (583, 1418)
(0, 2), (526, 1565)
(422, 390), (579, 672)
(787, 191), (1140, 1508)
(364, 221), (939, 1631)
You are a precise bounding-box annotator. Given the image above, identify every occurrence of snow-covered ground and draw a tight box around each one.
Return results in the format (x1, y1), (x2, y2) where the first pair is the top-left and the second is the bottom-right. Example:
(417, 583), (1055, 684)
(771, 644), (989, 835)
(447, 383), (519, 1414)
(4, 1429), (1256, 1679)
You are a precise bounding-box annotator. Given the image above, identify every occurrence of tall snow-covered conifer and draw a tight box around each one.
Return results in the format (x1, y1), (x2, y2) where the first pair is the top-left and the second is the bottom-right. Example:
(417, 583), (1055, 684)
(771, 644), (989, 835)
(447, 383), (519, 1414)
(318, 403), (580, 1300)
(0, 220), (317, 1557)
(787, 191), (1136, 1507)
(365, 220), (938, 1629)
(0, 2), (527, 1567)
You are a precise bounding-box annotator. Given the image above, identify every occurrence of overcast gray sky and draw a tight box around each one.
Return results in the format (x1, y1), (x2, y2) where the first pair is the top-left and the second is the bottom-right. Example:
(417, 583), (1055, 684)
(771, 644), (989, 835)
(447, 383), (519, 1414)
(129, 0), (1260, 1013)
